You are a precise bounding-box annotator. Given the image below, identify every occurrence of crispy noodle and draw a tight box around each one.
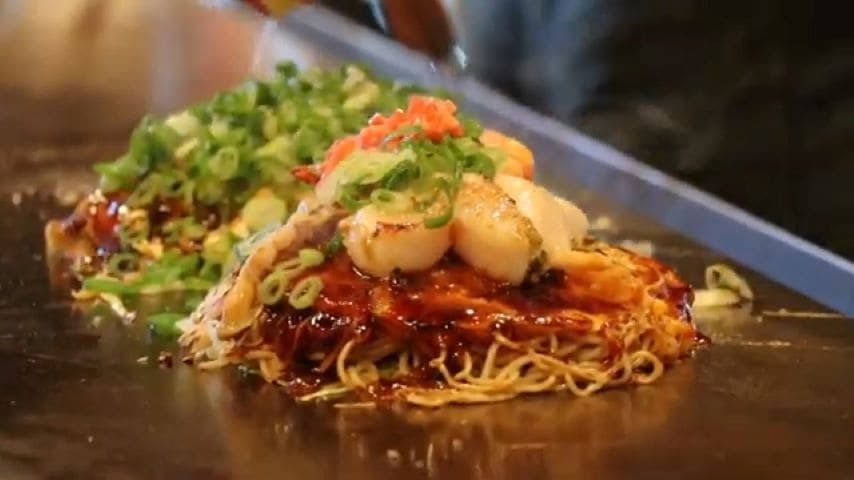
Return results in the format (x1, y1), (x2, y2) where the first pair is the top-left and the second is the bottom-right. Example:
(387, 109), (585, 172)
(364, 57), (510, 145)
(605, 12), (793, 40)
(179, 237), (697, 407)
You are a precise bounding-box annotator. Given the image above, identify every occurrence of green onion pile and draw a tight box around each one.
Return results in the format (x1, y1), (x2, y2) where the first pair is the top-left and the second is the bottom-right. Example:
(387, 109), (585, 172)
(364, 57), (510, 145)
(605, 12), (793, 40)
(76, 62), (428, 332)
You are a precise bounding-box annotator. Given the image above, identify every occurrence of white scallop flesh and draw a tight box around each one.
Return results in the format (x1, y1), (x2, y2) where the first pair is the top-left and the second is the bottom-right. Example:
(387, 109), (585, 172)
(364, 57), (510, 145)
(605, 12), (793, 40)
(340, 204), (452, 277)
(493, 174), (589, 271)
(452, 174), (543, 285)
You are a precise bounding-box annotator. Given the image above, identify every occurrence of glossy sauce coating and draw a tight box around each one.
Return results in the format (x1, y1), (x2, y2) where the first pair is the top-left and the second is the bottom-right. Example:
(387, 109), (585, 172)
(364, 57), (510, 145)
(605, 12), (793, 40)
(260, 250), (694, 394)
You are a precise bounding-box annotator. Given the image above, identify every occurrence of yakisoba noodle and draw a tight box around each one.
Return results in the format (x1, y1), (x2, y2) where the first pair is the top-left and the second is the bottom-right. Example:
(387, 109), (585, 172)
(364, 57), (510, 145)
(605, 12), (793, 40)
(179, 209), (697, 407)
(179, 96), (699, 407)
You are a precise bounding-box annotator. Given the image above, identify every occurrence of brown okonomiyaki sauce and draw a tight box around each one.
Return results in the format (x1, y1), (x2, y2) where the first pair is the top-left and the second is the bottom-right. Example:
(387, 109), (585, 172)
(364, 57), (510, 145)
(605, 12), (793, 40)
(258, 250), (695, 400)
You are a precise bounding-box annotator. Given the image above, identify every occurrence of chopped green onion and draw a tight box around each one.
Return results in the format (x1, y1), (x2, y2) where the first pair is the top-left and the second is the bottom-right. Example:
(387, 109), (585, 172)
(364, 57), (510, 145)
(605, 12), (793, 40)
(255, 137), (294, 164)
(278, 257), (304, 271)
(693, 288), (741, 308)
(705, 264), (754, 301)
(162, 218), (206, 242)
(174, 253), (201, 276)
(150, 123), (182, 152)
(241, 194), (288, 232)
(341, 65), (368, 92)
(184, 294), (205, 312)
(293, 126), (323, 161)
(298, 248), (325, 268)
(174, 138), (199, 160)
(459, 115), (484, 137)
(343, 82), (380, 111)
(135, 268), (181, 288)
(276, 61), (298, 79)
(198, 259), (223, 281)
(463, 152), (496, 179)
(95, 154), (141, 193)
(379, 160), (420, 191)
(423, 177), (457, 229)
(132, 253), (186, 287)
(261, 108), (278, 140)
(209, 146), (241, 180)
(183, 277), (215, 291)
(82, 276), (133, 295)
(258, 269), (291, 305)
(164, 110), (201, 137)
(379, 125), (422, 147)
(216, 127), (248, 147)
(337, 184), (370, 212)
(117, 219), (150, 247)
(209, 117), (230, 140)
(276, 100), (299, 131)
(424, 207), (454, 229)
(128, 117), (167, 170)
(160, 173), (188, 199)
(370, 189), (413, 213)
(202, 229), (233, 264)
(126, 174), (163, 207)
(180, 180), (196, 207)
(147, 312), (185, 337)
(299, 67), (325, 89)
(107, 253), (140, 276)
(195, 177), (225, 204)
(288, 276), (323, 309)
(316, 149), (415, 206)
(239, 81), (260, 110)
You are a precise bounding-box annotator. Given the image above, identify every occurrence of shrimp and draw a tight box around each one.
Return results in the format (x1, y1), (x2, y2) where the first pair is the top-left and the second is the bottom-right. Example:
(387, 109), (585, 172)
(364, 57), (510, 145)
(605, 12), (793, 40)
(340, 205), (452, 277)
(480, 129), (534, 180)
(494, 174), (589, 272)
(452, 174), (542, 285)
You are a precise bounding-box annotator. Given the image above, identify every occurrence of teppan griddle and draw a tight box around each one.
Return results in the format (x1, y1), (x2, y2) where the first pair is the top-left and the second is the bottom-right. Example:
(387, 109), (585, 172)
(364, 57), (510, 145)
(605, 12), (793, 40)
(1, 2), (852, 479)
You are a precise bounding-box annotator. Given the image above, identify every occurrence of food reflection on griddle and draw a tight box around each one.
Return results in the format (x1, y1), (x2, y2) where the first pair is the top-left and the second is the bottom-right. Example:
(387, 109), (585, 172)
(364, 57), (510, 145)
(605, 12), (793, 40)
(191, 366), (690, 480)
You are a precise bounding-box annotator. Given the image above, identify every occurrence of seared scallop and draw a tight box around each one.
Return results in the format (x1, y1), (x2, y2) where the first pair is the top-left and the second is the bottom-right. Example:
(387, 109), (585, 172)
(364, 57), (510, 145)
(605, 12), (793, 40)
(494, 174), (589, 272)
(340, 205), (452, 277)
(452, 174), (542, 285)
